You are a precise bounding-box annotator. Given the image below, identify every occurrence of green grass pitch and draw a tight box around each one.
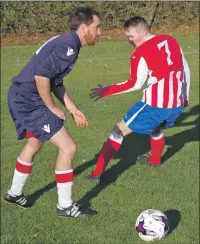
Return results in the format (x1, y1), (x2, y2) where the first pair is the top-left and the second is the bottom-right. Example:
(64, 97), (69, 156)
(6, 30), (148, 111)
(1, 33), (199, 244)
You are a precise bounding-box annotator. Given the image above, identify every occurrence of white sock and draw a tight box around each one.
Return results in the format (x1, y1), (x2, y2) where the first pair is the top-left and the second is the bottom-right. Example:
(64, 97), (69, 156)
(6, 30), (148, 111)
(10, 158), (33, 196)
(55, 169), (73, 209)
(57, 182), (73, 209)
(151, 131), (164, 140)
(109, 129), (124, 144)
(10, 170), (29, 196)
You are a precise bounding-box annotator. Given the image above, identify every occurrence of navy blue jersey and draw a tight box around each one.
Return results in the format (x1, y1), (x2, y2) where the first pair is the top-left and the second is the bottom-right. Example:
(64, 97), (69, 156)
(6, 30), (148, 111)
(11, 31), (81, 94)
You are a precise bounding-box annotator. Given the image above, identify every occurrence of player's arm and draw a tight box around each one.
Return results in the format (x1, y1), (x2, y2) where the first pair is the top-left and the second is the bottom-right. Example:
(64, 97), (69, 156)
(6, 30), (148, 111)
(52, 85), (78, 113)
(35, 76), (66, 120)
(35, 45), (87, 126)
(181, 50), (190, 107)
(35, 45), (75, 120)
(35, 75), (66, 120)
(52, 85), (88, 126)
(90, 56), (148, 101)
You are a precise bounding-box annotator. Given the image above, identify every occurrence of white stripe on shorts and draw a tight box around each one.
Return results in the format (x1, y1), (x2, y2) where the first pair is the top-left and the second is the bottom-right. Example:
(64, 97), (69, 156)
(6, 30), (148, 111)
(125, 104), (147, 127)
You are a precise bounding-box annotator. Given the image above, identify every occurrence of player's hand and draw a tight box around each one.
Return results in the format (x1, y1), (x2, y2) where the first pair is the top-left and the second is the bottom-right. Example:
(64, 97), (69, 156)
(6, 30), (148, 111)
(71, 109), (88, 127)
(184, 100), (189, 108)
(50, 106), (66, 120)
(90, 84), (105, 102)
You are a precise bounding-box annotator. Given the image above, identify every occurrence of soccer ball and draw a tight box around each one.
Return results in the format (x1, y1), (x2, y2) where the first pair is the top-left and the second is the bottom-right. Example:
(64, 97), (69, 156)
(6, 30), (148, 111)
(135, 209), (169, 241)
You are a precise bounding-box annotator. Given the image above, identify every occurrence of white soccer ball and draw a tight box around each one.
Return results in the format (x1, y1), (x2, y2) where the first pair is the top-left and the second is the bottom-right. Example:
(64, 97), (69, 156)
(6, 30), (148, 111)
(135, 209), (169, 242)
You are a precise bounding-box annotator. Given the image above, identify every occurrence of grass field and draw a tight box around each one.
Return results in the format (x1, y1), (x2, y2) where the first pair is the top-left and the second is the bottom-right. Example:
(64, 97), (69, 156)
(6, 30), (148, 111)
(1, 33), (199, 244)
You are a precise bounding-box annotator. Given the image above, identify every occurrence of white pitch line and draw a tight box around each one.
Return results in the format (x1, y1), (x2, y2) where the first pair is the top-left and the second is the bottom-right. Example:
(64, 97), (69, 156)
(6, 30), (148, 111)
(78, 51), (198, 62)
(14, 51), (198, 66)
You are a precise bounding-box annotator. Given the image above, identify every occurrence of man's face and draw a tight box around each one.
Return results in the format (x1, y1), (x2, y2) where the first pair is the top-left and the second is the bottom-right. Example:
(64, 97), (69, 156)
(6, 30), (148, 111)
(124, 27), (145, 48)
(84, 15), (101, 46)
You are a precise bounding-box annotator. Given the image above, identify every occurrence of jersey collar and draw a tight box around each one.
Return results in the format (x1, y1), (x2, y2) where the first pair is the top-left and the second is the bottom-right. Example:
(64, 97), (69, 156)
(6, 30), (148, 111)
(71, 31), (82, 49)
(145, 35), (156, 42)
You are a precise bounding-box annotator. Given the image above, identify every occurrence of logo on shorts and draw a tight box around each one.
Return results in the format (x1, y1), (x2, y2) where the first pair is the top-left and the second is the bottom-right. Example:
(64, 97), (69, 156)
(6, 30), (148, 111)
(42, 124), (50, 133)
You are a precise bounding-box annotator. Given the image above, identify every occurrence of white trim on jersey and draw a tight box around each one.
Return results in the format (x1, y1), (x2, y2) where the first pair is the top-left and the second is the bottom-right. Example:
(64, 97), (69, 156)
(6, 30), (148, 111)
(181, 49), (190, 101)
(176, 71), (182, 107)
(110, 57), (148, 95)
(157, 78), (165, 108)
(177, 76), (182, 107)
(145, 35), (156, 41)
(168, 71), (174, 108)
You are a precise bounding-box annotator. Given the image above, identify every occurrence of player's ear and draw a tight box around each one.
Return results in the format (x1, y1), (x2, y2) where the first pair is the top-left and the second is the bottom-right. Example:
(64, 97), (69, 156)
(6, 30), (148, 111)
(80, 23), (88, 34)
(140, 28), (146, 36)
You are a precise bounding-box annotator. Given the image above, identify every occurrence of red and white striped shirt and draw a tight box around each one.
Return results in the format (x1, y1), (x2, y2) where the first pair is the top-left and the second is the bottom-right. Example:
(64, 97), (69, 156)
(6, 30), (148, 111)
(102, 35), (190, 108)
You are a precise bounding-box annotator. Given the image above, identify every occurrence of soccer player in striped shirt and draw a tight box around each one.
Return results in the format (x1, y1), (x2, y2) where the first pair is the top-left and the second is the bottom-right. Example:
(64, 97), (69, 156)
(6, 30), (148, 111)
(88, 16), (190, 182)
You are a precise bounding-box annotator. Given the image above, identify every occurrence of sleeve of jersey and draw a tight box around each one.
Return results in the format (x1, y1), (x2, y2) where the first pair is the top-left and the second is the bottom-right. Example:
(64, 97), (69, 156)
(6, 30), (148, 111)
(35, 45), (76, 80)
(101, 56), (148, 97)
(181, 50), (190, 101)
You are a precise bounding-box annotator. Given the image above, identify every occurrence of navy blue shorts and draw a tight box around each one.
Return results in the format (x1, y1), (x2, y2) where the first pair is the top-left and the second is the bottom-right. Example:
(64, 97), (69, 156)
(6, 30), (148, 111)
(123, 101), (184, 135)
(8, 84), (63, 143)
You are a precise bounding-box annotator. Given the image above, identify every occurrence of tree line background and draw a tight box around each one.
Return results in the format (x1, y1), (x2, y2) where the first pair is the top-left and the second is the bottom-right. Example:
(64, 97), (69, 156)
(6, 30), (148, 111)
(1, 1), (199, 35)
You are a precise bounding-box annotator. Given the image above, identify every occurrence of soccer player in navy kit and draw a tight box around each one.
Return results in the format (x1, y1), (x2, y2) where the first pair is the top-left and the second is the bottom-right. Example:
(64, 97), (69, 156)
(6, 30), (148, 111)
(4, 6), (101, 218)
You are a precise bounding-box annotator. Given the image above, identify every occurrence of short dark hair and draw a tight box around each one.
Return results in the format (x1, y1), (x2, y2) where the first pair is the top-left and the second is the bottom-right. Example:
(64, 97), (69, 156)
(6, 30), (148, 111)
(124, 16), (150, 31)
(69, 6), (100, 31)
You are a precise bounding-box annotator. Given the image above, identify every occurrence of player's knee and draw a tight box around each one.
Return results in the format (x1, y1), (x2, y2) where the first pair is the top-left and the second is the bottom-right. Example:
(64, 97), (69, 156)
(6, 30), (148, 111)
(152, 127), (161, 136)
(62, 142), (77, 157)
(109, 125), (124, 143)
(113, 125), (123, 137)
(116, 120), (131, 137)
(27, 138), (42, 153)
(69, 142), (77, 155)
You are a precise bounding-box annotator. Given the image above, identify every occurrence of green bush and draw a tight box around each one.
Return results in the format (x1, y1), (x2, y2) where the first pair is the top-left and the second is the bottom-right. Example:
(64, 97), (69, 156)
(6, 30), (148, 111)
(0, 1), (199, 35)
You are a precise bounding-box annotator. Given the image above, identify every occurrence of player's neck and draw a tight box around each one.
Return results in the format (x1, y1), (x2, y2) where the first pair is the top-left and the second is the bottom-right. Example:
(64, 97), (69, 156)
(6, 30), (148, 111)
(75, 31), (85, 47)
(144, 33), (154, 42)
(136, 33), (154, 48)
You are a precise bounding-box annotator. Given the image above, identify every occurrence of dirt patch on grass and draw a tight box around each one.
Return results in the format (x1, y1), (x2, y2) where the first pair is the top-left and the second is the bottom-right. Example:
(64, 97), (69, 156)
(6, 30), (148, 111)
(1, 23), (199, 46)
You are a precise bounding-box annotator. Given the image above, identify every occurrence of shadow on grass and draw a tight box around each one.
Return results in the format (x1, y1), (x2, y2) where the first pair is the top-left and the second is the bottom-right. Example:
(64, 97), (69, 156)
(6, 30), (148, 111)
(164, 209), (181, 235)
(78, 132), (150, 207)
(163, 105), (199, 162)
(28, 133), (149, 206)
(27, 105), (199, 207)
(27, 181), (56, 206)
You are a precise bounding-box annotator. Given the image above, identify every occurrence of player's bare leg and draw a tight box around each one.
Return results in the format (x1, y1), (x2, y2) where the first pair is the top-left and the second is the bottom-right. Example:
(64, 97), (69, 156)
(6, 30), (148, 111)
(19, 137), (43, 162)
(50, 126), (96, 218)
(50, 126), (77, 171)
(4, 137), (43, 208)
(87, 120), (132, 182)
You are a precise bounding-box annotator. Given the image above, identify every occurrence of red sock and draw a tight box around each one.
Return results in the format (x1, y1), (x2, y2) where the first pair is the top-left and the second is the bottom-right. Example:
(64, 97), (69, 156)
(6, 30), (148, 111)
(149, 134), (165, 165)
(15, 159), (33, 174)
(92, 138), (121, 176)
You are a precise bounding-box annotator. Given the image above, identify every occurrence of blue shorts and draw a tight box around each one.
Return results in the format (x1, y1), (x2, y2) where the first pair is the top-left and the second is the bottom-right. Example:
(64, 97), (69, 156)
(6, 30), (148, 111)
(123, 101), (184, 135)
(8, 84), (63, 143)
